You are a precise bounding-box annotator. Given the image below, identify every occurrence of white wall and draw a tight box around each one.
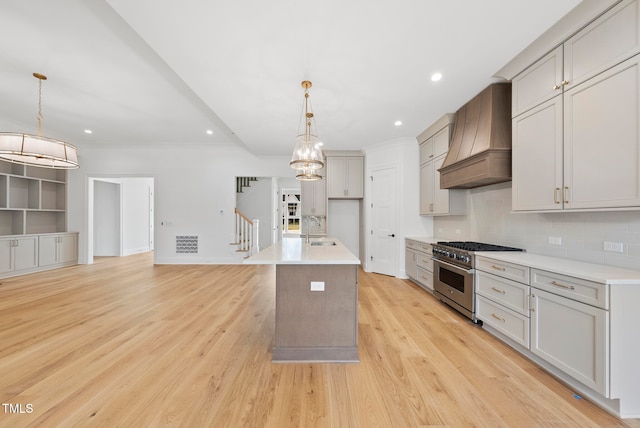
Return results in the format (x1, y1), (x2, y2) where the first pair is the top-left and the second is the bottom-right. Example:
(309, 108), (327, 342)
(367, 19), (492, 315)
(434, 182), (640, 270)
(363, 138), (434, 277)
(68, 143), (295, 264)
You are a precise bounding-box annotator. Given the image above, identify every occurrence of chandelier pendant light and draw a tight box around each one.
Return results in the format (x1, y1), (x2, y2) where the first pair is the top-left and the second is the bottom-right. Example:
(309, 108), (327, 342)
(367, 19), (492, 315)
(0, 73), (79, 169)
(290, 80), (324, 181)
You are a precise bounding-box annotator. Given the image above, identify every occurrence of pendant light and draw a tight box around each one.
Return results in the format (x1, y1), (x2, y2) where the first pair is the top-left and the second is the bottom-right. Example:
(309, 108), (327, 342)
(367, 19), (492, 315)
(290, 80), (324, 180)
(0, 73), (79, 169)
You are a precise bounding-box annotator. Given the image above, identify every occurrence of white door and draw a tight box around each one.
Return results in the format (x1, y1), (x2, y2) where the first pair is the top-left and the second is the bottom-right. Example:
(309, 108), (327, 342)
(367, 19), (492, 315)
(370, 167), (397, 276)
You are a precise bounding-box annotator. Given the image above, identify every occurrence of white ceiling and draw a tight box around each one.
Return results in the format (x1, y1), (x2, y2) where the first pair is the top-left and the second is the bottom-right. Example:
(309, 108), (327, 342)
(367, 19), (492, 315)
(0, 0), (584, 158)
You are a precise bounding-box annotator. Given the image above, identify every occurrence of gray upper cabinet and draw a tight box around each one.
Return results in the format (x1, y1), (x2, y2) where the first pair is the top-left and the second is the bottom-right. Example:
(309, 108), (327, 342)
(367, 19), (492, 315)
(512, 0), (640, 212)
(418, 114), (467, 216)
(327, 155), (364, 199)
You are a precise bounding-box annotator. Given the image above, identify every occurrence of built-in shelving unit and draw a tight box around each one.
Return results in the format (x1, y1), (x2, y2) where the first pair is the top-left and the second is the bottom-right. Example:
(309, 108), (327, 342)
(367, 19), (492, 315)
(0, 161), (77, 278)
(0, 162), (68, 236)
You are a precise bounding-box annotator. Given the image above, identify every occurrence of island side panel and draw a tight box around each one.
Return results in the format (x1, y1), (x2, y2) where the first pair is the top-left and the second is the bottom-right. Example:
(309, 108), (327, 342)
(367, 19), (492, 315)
(274, 264), (358, 362)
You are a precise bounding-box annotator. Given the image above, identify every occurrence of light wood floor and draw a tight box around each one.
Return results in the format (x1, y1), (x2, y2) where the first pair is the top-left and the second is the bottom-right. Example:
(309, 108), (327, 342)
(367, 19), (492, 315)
(1, 253), (638, 427)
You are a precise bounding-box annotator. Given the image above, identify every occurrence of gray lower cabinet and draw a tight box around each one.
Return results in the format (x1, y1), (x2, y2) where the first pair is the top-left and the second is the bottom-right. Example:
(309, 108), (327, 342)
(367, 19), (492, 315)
(476, 267), (530, 348)
(0, 236), (38, 275)
(476, 254), (640, 419)
(39, 233), (78, 267)
(405, 239), (433, 292)
(529, 269), (609, 396)
(0, 233), (78, 278)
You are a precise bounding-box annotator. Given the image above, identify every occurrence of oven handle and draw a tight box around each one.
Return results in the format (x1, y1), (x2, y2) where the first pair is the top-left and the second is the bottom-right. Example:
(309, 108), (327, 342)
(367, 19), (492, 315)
(431, 257), (475, 275)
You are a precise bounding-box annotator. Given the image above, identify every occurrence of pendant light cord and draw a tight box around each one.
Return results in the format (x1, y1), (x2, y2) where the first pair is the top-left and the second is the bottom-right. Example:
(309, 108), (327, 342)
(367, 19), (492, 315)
(36, 74), (44, 137)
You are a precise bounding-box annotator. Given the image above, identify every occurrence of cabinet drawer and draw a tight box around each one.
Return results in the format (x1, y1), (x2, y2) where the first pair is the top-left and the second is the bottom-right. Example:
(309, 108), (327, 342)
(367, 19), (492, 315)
(416, 243), (432, 254)
(416, 253), (432, 272)
(531, 269), (608, 309)
(406, 240), (418, 250)
(476, 271), (530, 316)
(416, 266), (433, 291)
(477, 295), (530, 348)
(476, 256), (530, 284)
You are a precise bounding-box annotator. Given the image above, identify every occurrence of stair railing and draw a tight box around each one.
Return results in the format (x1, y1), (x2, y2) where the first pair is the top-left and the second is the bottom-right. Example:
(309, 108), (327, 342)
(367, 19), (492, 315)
(233, 208), (259, 256)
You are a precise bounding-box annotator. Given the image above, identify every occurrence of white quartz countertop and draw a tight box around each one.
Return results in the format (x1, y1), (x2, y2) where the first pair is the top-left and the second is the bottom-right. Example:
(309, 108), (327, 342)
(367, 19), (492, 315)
(475, 251), (640, 285)
(405, 236), (439, 245)
(244, 237), (360, 265)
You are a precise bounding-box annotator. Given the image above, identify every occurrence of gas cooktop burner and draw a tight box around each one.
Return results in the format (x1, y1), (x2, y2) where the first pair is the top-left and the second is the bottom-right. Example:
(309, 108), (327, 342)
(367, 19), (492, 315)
(436, 241), (524, 252)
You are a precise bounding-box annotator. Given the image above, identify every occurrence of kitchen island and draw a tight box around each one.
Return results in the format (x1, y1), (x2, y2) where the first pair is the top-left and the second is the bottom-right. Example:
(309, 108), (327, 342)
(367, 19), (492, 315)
(244, 237), (360, 362)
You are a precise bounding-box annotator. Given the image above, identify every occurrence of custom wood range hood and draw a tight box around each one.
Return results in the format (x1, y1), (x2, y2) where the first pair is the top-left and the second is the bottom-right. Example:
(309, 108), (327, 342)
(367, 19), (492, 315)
(438, 83), (512, 189)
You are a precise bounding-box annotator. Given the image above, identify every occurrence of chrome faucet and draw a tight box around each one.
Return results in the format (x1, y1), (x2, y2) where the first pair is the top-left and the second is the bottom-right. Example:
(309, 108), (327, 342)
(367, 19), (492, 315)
(305, 216), (319, 243)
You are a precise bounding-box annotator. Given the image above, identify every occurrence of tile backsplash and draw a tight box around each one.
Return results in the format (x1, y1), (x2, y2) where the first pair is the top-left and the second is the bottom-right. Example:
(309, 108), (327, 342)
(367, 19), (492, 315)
(434, 182), (640, 270)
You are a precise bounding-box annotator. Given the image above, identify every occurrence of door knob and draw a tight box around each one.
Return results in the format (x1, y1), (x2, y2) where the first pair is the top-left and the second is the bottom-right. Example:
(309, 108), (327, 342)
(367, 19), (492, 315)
(388, 234), (395, 237)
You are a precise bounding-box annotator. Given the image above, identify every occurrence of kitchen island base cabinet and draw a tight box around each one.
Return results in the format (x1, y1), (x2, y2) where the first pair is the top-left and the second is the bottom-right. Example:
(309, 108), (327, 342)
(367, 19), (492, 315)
(274, 264), (358, 362)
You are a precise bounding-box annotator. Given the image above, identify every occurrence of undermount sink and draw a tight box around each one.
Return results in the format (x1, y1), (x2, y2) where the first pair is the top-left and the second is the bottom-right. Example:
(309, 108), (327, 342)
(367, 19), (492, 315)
(310, 241), (337, 246)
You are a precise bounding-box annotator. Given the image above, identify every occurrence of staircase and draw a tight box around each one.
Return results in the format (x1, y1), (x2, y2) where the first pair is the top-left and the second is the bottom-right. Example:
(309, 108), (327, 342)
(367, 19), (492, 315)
(232, 208), (259, 258)
(236, 177), (257, 193)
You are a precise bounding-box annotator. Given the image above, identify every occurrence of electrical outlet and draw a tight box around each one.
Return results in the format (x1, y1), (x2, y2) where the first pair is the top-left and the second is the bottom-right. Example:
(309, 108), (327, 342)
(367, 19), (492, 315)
(548, 236), (562, 245)
(310, 281), (325, 291)
(604, 241), (624, 253)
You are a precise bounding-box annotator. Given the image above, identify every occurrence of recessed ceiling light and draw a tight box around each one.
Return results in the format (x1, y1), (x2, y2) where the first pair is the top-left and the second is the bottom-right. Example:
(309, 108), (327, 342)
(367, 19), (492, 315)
(394, 120), (402, 127)
(431, 72), (443, 82)
(206, 130), (213, 135)
(84, 129), (92, 134)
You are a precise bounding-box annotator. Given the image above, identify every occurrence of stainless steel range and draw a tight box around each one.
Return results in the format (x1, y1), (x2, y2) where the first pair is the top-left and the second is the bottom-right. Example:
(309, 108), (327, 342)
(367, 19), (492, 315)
(431, 241), (523, 322)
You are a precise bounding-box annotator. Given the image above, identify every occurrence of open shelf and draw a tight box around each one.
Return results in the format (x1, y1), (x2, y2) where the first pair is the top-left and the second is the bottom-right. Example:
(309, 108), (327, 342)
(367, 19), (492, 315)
(41, 181), (66, 210)
(9, 177), (40, 209)
(0, 175), (7, 208)
(0, 210), (25, 235)
(25, 211), (66, 234)
(0, 162), (68, 237)
(26, 165), (66, 182)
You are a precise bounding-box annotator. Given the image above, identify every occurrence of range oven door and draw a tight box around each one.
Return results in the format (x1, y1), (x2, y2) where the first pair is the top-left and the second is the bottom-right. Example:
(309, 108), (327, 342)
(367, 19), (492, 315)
(433, 258), (475, 321)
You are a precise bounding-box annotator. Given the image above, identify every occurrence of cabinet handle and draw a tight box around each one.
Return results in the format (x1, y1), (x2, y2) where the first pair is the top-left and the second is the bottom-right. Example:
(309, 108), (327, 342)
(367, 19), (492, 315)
(429, 154), (434, 158)
(553, 84), (561, 90)
(530, 294), (535, 312)
(491, 313), (506, 322)
(491, 287), (506, 294)
(429, 203), (434, 212)
(563, 186), (570, 204)
(561, 80), (570, 86)
(551, 280), (575, 290)
(554, 188), (561, 204)
(491, 265), (506, 271)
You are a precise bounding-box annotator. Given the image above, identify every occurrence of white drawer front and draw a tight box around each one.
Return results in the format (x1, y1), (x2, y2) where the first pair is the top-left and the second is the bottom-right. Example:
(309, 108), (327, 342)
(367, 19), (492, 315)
(531, 269), (608, 309)
(416, 243), (432, 254)
(476, 271), (530, 316)
(416, 266), (433, 291)
(477, 295), (530, 348)
(476, 256), (530, 284)
(416, 253), (432, 272)
(406, 239), (418, 250)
